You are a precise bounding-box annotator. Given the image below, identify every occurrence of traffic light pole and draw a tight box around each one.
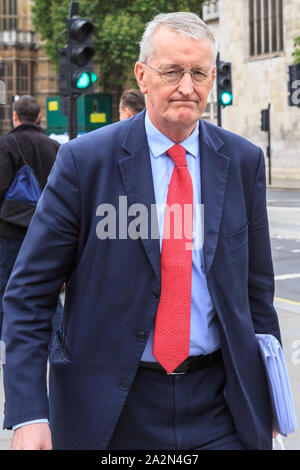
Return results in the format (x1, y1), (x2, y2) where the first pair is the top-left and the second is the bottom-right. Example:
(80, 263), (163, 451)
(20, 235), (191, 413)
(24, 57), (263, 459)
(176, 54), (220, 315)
(267, 103), (271, 186)
(67, 2), (79, 140)
(260, 104), (272, 185)
(68, 94), (78, 140)
(216, 53), (222, 127)
(217, 100), (222, 128)
(56, 1), (97, 140)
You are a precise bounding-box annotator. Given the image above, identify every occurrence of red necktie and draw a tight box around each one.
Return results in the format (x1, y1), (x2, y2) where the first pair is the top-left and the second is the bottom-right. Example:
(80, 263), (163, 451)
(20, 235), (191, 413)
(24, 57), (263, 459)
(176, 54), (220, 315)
(153, 144), (193, 373)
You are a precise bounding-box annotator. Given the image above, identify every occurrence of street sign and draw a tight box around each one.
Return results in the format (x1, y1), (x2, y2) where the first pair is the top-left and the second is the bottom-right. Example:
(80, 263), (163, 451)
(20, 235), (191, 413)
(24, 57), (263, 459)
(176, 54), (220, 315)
(288, 63), (300, 107)
(46, 93), (112, 136)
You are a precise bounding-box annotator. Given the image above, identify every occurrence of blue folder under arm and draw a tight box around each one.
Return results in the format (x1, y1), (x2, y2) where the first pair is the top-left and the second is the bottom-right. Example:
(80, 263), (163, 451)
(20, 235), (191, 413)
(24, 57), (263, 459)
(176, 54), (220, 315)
(256, 333), (297, 436)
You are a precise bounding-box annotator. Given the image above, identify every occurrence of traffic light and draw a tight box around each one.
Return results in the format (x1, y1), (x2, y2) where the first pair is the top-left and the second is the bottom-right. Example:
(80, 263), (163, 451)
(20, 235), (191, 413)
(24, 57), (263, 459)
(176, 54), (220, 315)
(56, 2), (99, 139)
(59, 47), (69, 97)
(217, 61), (233, 107)
(288, 63), (300, 107)
(261, 108), (269, 132)
(67, 11), (97, 95)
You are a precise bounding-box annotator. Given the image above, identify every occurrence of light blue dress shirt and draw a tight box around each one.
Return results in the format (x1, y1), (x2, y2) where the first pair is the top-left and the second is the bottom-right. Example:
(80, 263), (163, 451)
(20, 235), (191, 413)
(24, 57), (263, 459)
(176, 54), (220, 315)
(141, 112), (220, 361)
(13, 113), (220, 430)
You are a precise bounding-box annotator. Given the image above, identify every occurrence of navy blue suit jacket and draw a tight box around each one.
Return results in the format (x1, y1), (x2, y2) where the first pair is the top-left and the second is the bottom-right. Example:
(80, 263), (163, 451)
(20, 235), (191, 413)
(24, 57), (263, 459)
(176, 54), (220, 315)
(2, 111), (281, 449)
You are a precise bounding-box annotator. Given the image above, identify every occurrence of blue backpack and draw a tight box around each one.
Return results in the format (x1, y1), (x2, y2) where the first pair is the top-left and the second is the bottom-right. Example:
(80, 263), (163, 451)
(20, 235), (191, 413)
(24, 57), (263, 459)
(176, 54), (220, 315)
(0, 134), (42, 227)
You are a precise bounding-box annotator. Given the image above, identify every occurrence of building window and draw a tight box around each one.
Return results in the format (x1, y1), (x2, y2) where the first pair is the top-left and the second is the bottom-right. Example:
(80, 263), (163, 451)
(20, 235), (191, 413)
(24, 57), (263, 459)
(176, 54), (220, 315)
(0, 62), (15, 134)
(0, 61), (14, 97)
(17, 62), (29, 93)
(0, 62), (5, 79)
(0, 60), (31, 120)
(0, 0), (17, 31)
(7, 62), (13, 92)
(249, 0), (283, 57)
(0, 107), (5, 120)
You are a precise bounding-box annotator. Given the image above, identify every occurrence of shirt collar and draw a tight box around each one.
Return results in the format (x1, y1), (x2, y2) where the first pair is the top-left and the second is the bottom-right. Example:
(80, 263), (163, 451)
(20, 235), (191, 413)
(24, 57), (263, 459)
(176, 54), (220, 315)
(145, 111), (199, 159)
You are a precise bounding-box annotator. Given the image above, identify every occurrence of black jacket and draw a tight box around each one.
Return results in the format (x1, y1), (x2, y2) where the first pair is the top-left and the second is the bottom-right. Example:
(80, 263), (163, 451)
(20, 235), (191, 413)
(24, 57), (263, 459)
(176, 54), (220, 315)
(0, 123), (60, 240)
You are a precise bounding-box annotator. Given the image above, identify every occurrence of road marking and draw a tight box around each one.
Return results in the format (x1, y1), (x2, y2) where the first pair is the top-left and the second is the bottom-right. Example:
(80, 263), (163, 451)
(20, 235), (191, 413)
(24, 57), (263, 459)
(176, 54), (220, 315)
(267, 199), (300, 204)
(292, 249), (300, 253)
(275, 297), (300, 307)
(271, 233), (300, 241)
(275, 273), (300, 280)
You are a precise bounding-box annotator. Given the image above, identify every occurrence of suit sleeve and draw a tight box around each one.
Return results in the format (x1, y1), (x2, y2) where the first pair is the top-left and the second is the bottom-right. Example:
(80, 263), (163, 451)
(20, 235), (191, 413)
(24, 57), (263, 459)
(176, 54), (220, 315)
(248, 149), (281, 342)
(2, 143), (80, 429)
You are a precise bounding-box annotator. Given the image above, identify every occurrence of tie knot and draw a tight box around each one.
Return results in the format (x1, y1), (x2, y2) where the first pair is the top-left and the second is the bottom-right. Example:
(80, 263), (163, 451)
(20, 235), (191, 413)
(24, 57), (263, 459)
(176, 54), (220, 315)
(167, 145), (187, 167)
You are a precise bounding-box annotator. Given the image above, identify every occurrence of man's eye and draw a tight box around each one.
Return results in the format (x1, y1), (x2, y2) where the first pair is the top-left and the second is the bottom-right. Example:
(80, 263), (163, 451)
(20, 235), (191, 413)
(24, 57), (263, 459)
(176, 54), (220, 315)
(193, 70), (206, 77)
(165, 70), (179, 76)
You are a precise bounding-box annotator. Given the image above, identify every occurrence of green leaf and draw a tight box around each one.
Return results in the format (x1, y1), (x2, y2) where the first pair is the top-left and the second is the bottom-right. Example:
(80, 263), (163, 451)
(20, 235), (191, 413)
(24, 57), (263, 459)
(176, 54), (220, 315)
(292, 36), (300, 64)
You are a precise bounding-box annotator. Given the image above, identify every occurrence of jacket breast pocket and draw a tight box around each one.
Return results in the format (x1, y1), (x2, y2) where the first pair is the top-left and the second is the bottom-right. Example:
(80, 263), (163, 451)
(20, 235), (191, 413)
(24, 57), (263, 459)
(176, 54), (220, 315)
(49, 329), (73, 368)
(225, 223), (249, 251)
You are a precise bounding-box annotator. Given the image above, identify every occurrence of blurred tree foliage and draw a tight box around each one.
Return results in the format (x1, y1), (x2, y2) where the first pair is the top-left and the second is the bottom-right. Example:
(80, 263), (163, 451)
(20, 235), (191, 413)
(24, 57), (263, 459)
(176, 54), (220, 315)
(32, 0), (206, 90)
(292, 37), (300, 64)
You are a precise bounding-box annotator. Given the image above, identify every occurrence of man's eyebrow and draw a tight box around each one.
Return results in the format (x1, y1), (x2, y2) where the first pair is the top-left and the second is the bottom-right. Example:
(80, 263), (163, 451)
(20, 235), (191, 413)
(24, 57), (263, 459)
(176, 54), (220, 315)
(159, 63), (182, 69)
(159, 63), (211, 70)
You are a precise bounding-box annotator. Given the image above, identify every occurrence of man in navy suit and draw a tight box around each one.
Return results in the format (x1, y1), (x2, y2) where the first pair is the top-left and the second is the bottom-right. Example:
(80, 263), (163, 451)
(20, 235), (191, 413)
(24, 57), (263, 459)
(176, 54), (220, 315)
(2, 12), (280, 450)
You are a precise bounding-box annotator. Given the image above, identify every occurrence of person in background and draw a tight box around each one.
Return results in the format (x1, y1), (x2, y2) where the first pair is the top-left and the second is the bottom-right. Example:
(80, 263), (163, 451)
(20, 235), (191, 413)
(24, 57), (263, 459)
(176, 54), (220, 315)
(119, 88), (145, 120)
(0, 95), (62, 339)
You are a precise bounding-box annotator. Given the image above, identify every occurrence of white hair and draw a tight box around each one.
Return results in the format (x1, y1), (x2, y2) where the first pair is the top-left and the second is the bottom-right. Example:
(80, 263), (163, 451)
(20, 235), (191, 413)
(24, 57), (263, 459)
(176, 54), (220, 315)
(138, 12), (217, 65)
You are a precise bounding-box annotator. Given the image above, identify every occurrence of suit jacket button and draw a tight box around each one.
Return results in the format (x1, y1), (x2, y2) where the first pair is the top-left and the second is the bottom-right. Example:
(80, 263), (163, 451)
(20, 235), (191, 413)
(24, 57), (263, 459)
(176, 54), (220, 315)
(136, 331), (146, 342)
(120, 380), (129, 391)
(151, 288), (160, 299)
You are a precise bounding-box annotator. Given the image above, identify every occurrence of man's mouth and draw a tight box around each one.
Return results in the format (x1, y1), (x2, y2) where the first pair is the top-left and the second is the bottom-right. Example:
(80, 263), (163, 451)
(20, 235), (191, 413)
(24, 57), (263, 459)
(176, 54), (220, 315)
(170, 99), (198, 106)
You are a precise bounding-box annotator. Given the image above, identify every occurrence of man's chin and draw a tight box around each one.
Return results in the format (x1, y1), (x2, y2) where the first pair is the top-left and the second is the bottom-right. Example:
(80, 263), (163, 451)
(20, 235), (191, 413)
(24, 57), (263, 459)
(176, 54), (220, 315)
(170, 110), (202, 126)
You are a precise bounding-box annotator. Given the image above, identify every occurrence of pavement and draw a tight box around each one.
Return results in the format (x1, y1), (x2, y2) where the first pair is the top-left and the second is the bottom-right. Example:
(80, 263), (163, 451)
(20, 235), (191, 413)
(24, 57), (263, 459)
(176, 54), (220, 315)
(267, 187), (300, 241)
(268, 206), (300, 240)
(267, 179), (300, 191)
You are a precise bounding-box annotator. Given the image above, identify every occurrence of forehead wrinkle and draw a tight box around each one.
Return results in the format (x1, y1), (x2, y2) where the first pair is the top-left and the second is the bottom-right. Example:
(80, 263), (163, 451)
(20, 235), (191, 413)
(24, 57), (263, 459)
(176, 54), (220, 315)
(148, 28), (215, 73)
(150, 41), (214, 70)
(158, 62), (212, 71)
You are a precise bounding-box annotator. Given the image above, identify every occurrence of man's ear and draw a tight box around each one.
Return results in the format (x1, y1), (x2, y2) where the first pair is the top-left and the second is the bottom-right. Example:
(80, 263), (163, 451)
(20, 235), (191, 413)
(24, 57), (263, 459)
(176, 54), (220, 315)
(119, 106), (132, 120)
(13, 110), (20, 128)
(123, 107), (132, 119)
(134, 62), (148, 95)
(35, 113), (41, 124)
(209, 66), (216, 92)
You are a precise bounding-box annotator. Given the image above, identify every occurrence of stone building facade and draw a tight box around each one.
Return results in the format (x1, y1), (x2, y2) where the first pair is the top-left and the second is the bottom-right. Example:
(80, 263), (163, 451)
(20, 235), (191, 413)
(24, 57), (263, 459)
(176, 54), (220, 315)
(0, 0), (58, 132)
(203, 0), (300, 187)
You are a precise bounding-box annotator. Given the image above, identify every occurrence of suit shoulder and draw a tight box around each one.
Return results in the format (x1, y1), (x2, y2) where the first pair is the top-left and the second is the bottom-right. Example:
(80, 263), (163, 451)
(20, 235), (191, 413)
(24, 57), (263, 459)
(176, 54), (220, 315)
(66, 119), (131, 156)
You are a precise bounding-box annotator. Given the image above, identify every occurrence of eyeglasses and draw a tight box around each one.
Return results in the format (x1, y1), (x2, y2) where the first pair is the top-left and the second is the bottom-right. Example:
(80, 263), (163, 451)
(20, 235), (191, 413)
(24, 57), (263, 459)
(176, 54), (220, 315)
(144, 63), (215, 85)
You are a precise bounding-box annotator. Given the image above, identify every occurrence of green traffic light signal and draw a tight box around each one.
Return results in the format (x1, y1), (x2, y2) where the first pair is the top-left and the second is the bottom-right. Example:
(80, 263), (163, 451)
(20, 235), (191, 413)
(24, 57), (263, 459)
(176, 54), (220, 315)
(76, 72), (91, 89)
(76, 71), (98, 89)
(67, 11), (96, 95)
(91, 71), (98, 83)
(217, 60), (233, 107)
(220, 91), (233, 106)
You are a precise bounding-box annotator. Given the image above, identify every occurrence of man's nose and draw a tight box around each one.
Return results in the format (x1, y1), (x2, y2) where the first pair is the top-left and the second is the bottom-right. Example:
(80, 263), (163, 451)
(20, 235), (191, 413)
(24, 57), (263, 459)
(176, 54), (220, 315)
(177, 71), (194, 95)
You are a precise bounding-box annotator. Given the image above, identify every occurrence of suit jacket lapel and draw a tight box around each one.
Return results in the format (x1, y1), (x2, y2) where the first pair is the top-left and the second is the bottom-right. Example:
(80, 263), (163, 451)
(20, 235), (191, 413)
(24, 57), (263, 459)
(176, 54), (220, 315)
(118, 113), (230, 281)
(119, 112), (161, 283)
(199, 120), (230, 274)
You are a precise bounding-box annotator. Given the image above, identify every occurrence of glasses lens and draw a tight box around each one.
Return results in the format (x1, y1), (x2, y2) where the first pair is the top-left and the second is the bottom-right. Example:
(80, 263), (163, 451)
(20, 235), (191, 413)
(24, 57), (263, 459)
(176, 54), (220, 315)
(161, 71), (181, 84)
(161, 70), (210, 85)
(192, 71), (209, 84)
